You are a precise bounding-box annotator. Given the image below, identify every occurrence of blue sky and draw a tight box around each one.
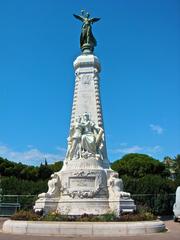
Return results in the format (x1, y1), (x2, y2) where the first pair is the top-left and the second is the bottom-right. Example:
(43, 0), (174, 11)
(0, 0), (179, 165)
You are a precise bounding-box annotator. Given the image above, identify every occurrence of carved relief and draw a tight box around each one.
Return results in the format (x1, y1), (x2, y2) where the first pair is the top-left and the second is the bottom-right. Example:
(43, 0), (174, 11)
(81, 74), (92, 85)
(65, 171), (107, 199)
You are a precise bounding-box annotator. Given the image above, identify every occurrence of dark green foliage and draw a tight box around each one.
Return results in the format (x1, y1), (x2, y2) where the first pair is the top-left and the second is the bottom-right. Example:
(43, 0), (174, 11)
(0, 156), (63, 182)
(111, 153), (178, 215)
(174, 155), (180, 184)
(97, 212), (118, 222)
(111, 153), (169, 178)
(122, 175), (176, 214)
(38, 163), (53, 180)
(49, 161), (63, 173)
(0, 156), (63, 198)
(20, 166), (39, 181)
(122, 174), (176, 195)
(1, 176), (48, 195)
(175, 154), (180, 167)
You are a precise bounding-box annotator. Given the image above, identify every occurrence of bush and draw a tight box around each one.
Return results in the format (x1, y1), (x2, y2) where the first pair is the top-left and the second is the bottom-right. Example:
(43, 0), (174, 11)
(77, 212), (118, 222)
(41, 212), (68, 221)
(1, 176), (48, 195)
(97, 212), (118, 222)
(121, 174), (176, 215)
(119, 212), (156, 221)
(11, 210), (39, 221)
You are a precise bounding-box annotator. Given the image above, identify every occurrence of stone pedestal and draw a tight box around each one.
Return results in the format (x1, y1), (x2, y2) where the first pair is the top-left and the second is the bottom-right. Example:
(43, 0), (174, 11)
(34, 53), (136, 216)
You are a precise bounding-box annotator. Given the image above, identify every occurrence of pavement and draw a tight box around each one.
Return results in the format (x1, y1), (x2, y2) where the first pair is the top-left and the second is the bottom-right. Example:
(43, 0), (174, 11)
(0, 216), (179, 240)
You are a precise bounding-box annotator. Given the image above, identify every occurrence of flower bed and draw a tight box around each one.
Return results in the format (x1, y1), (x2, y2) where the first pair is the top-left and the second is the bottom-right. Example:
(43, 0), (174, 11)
(11, 210), (156, 222)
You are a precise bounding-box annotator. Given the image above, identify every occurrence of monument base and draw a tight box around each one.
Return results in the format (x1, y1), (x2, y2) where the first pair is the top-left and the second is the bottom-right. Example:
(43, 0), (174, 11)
(120, 198), (136, 213)
(34, 198), (136, 216)
(34, 198), (59, 215)
(57, 199), (109, 215)
(34, 160), (136, 216)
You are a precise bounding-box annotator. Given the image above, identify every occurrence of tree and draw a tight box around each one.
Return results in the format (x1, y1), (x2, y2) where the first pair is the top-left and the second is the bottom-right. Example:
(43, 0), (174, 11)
(174, 155), (180, 184)
(38, 163), (53, 180)
(111, 153), (176, 214)
(111, 153), (169, 178)
(0, 156), (64, 198)
(49, 162), (63, 173)
(0, 156), (63, 181)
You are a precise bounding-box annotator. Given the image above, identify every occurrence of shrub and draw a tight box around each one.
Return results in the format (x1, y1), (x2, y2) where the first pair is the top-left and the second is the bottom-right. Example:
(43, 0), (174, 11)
(41, 212), (68, 221)
(11, 210), (39, 221)
(119, 212), (156, 221)
(97, 212), (118, 222)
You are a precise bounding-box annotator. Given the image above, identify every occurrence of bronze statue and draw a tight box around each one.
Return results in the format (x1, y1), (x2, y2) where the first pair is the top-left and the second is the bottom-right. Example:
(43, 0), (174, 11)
(73, 10), (100, 53)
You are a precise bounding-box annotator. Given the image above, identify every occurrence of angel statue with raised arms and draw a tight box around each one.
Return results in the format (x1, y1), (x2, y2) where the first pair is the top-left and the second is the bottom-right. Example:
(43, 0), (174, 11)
(73, 10), (100, 53)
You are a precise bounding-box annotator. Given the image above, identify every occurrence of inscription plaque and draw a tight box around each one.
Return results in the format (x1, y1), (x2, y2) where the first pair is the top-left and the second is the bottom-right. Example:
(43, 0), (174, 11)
(69, 177), (95, 188)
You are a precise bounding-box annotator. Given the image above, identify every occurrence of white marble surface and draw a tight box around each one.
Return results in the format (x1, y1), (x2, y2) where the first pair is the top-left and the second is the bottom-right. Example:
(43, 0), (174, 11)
(34, 53), (135, 216)
(3, 220), (166, 236)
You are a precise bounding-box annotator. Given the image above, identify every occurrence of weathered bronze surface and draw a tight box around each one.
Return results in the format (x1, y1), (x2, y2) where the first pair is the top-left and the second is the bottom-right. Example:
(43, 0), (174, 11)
(73, 10), (100, 53)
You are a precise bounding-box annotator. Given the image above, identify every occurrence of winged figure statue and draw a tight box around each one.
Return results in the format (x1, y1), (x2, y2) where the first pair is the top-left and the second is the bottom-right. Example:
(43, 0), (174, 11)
(73, 10), (100, 53)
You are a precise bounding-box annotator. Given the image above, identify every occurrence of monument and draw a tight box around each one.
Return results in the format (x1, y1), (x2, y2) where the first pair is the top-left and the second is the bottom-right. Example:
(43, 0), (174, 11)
(34, 11), (136, 216)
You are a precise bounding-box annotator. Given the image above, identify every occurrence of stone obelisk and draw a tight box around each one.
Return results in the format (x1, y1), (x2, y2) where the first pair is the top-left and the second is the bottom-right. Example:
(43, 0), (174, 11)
(34, 11), (136, 216)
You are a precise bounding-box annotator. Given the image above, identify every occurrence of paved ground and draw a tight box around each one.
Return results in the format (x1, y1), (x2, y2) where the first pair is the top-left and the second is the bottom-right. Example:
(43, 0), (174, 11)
(0, 216), (179, 240)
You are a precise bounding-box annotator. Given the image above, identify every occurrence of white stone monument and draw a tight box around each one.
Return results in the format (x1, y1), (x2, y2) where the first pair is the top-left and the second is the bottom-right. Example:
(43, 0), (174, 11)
(34, 11), (136, 216)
